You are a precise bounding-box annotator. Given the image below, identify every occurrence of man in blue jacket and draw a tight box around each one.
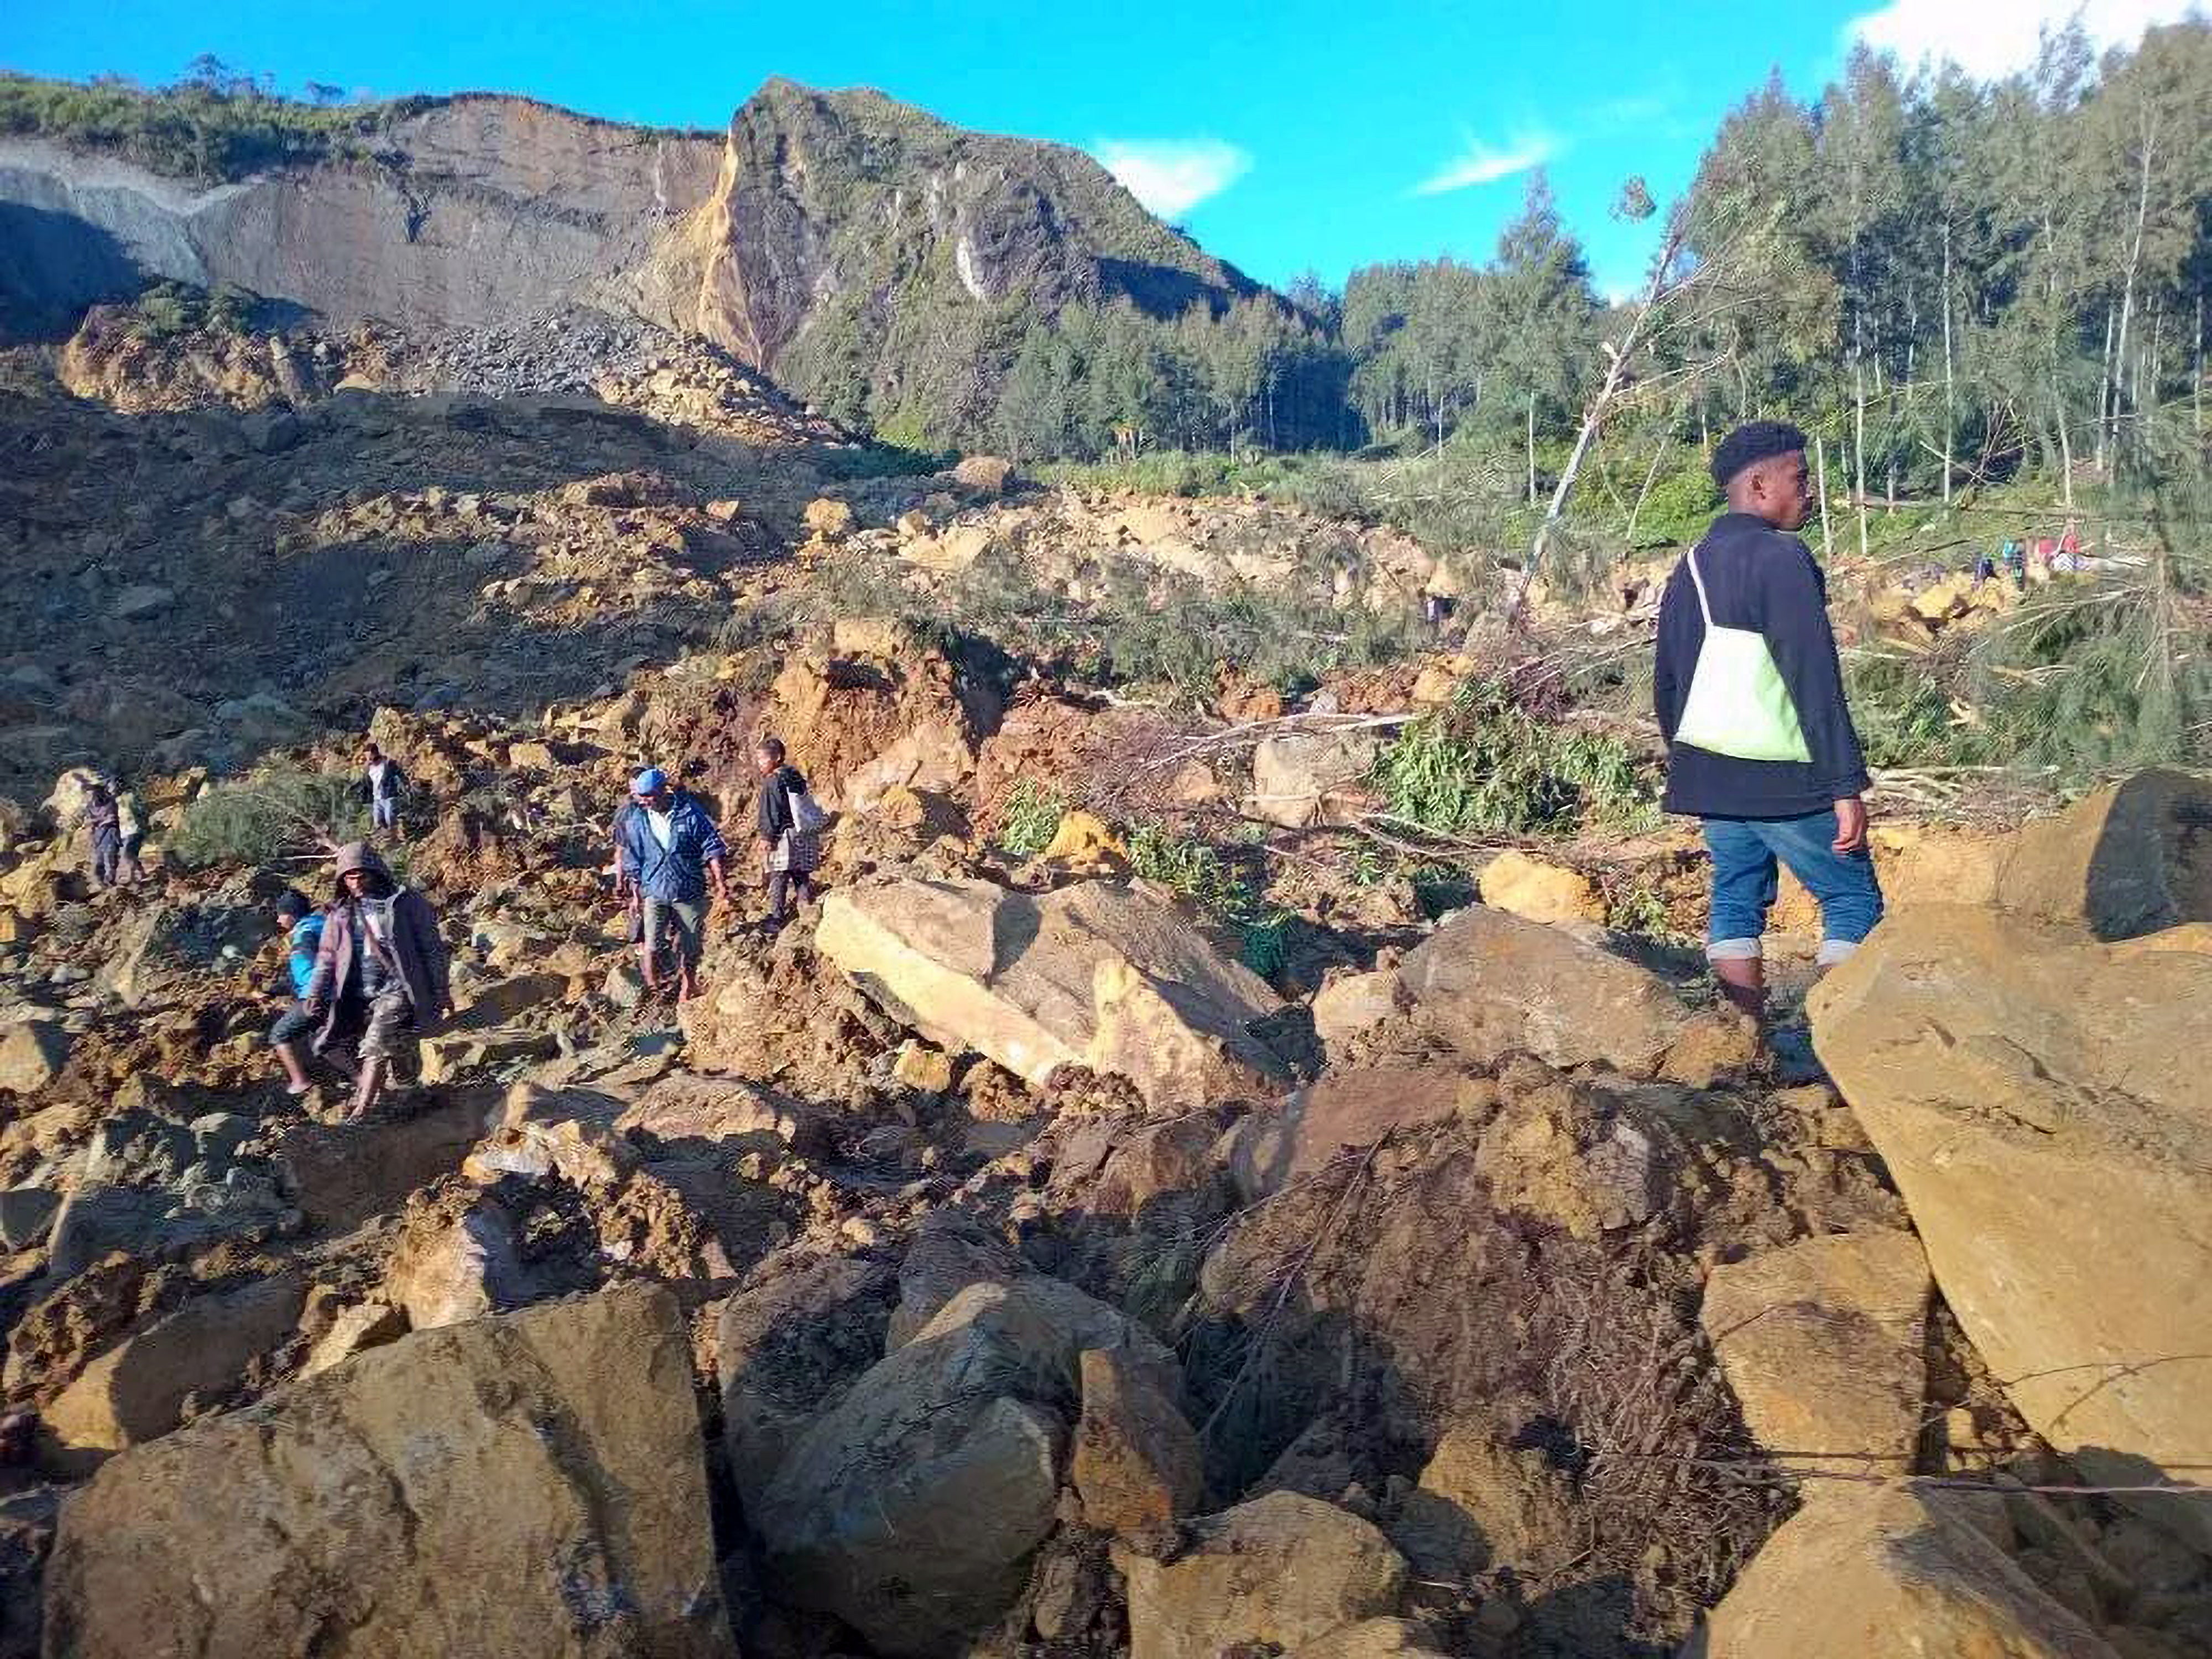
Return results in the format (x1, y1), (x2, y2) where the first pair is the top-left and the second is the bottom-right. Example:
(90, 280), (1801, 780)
(1653, 421), (1882, 1020)
(267, 888), (328, 1096)
(614, 766), (731, 1003)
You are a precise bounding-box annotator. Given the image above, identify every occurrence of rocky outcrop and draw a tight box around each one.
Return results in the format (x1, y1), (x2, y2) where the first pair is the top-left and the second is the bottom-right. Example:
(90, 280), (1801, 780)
(0, 99), (722, 336)
(1993, 769), (2212, 940)
(816, 877), (1286, 1108)
(43, 1284), (731, 1659)
(1699, 1228), (1930, 1477)
(1118, 1492), (1410, 1659)
(692, 80), (1255, 413)
(1696, 1485), (2120, 1658)
(754, 1276), (1175, 1655)
(1811, 905), (2212, 1540)
(1397, 904), (1695, 1074)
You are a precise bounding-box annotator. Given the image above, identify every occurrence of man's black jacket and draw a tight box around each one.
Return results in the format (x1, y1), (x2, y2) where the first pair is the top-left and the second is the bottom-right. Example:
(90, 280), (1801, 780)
(1653, 512), (1870, 819)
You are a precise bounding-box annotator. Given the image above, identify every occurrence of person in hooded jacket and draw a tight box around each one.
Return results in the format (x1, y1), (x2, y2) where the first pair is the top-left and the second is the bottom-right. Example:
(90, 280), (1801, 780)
(305, 841), (451, 1120)
(752, 737), (822, 925)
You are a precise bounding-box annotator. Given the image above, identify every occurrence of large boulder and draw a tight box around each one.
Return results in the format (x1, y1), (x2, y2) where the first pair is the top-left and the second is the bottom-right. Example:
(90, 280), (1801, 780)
(43, 1284), (731, 1659)
(1695, 1484), (2120, 1658)
(1810, 906), (2212, 1539)
(1699, 1228), (1930, 1477)
(816, 877), (1286, 1108)
(1250, 729), (1380, 829)
(41, 1272), (307, 1465)
(1995, 769), (2212, 940)
(1229, 1066), (1478, 1201)
(1397, 905), (1694, 1074)
(1477, 850), (1603, 925)
(0, 1020), (69, 1094)
(754, 1275), (1173, 1656)
(1118, 1491), (1409, 1659)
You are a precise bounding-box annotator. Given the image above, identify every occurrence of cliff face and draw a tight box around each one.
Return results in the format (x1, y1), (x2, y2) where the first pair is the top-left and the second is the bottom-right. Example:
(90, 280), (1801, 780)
(691, 80), (1256, 384)
(1, 78), (1260, 436)
(0, 96), (722, 337)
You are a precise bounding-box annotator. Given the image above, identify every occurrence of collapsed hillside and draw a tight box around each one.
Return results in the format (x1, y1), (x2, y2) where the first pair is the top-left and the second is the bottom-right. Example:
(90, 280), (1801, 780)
(2, 315), (2210, 1659)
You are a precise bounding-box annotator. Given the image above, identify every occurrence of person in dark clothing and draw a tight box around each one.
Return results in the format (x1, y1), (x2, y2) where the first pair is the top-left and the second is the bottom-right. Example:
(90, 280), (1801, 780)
(1653, 420), (1882, 1020)
(268, 888), (328, 1097)
(358, 743), (408, 837)
(753, 737), (822, 925)
(83, 782), (122, 889)
(613, 767), (730, 1001)
(305, 842), (451, 1119)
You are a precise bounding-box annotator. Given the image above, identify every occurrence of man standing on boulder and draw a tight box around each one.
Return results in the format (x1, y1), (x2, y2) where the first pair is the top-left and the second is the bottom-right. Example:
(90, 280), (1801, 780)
(614, 766), (730, 1001)
(1654, 421), (1882, 1020)
(752, 737), (822, 927)
(359, 743), (408, 839)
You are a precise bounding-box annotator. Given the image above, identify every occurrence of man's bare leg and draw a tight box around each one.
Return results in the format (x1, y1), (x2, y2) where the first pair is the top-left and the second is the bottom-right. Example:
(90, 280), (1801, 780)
(351, 1057), (388, 1120)
(1712, 956), (1765, 1021)
(274, 1041), (312, 1094)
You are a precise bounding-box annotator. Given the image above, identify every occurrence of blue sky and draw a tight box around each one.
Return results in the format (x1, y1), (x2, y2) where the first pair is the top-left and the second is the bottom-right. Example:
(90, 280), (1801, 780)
(3, 1), (2193, 296)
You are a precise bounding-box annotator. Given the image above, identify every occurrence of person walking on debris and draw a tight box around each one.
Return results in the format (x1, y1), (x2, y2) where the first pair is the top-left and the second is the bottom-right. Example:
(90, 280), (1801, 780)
(614, 766), (730, 1001)
(83, 781), (123, 889)
(1653, 420), (1883, 1022)
(268, 888), (328, 1097)
(359, 743), (409, 837)
(753, 737), (823, 926)
(112, 781), (147, 884)
(305, 842), (451, 1120)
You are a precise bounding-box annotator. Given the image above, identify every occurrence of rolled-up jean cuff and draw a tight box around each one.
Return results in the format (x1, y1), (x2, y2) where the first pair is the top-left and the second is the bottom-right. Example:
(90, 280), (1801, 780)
(1816, 938), (1861, 966)
(1706, 937), (1763, 962)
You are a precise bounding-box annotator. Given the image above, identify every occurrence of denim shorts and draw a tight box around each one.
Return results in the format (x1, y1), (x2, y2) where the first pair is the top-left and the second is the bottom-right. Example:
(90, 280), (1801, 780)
(1703, 810), (1885, 965)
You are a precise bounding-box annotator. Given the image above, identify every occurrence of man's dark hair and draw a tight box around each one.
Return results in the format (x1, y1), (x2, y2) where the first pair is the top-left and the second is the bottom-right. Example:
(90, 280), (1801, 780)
(363, 742), (382, 760)
(275, 887), (314, 921)
(758, 736), (786, 764)
(1711, 421), (1809, 489)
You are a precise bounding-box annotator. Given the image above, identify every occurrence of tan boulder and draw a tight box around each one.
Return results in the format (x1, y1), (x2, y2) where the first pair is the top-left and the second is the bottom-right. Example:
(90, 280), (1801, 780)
(1118, 1491), (1409, 1659)
(802, 495), (855, 538)
(815, 877), (1285, 1109)
(1250, 729), (1380, 828)
(1230, 1066), (1479, 1201)
(1698, 1483), (2119, 1658)
(892, 1041), (956, 1093)
(1811, 905), (2212, 1541)
(1071, 1345), (1204, 1536)
(1310, 967), (1403, 1051)
(1387, 1420), (1580, 1580)
(1041, 809), (1126, 868)
(41, 1274), (307, 1464)
(902, 520), (993, 573)
(43, 1284), (729, 1659)
(0, 1020), (70, 1094)
(951, 454), (1015, 497)
(1397, 905), (1692, 1074)
(1700, 1228), (1930, 1475)
(1477, 850), (1603, 925)
(1994, 769), (2212, 940)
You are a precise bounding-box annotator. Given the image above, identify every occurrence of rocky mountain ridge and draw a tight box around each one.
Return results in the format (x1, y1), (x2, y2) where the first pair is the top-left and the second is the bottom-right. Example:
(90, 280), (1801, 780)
(0, 75), (1259, 427)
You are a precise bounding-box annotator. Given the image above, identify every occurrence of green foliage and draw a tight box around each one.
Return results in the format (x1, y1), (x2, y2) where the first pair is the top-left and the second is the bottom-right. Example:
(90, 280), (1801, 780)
(120, 280), (259, 341)
(169, 771), (367, 869)
(1373, 682), (1661, 839)
(997, 780), (1066, 858)
(1127, 822), (1246, 916)
(0, 70), (415, 182)
(1844, 649), (1981, 769)
(1604, 880), (1697, 948)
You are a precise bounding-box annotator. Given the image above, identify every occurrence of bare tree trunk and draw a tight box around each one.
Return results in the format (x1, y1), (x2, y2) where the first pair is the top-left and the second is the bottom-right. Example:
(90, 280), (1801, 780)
(2096, 306), (2115, 474)
(1941, 220), (1955, 505)
(2056, 376), (2075, 509)
(2196, 290), (2205, 436)
(1815, 434), (1834, 564)
(2111, 108), (2158, 455)
(1853, 363), (1869, 560)
(1624, 436), (1668, 542)
(1526, 394), (1537, 507)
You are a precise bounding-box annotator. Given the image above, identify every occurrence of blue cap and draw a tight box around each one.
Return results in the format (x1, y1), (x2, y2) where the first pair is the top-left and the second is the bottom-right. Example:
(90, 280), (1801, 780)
(631, 767), (667, 796)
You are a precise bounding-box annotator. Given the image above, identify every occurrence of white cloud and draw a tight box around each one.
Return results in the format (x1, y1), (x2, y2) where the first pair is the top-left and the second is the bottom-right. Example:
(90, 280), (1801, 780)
(1846, 0), (2195, 80)
(1410, 133), (1554, 197)
(1092, 139), (1251, 220)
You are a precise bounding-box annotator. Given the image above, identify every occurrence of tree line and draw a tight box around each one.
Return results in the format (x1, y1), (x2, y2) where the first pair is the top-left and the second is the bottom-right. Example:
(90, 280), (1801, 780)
(983, 18), (2212, 508)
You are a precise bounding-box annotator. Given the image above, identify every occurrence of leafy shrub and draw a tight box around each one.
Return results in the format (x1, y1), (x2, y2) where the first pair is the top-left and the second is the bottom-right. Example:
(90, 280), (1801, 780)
(997, 780), (1066, 858)
(1372, 681), (1660, 839)
(169, 770), (366, 869)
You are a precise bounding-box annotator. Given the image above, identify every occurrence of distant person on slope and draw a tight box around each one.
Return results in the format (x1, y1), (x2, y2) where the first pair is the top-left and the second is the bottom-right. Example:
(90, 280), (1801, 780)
(82, 781), (123, 890)
(753, 737), (823, 926)
(113, 782), (147, 884)
(614, 766), (730, 1001)
(268, 888), (328, 1097)
(1653, 420), (1882, 1022)
(305, 842), (451, 1120)
(358, 743), (409, 837)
